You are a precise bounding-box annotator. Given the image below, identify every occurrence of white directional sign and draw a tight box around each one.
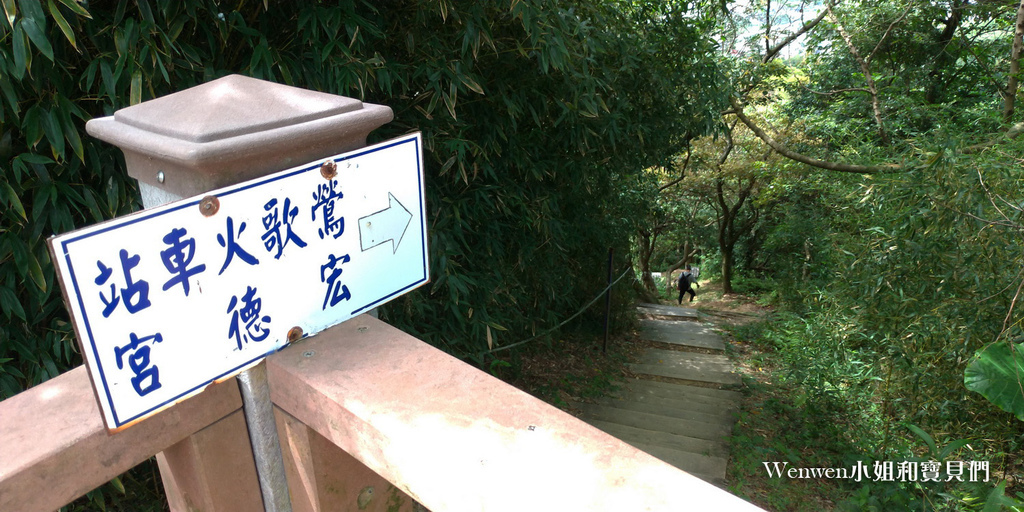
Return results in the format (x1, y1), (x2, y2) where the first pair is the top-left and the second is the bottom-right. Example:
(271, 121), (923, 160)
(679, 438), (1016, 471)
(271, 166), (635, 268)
(49, 133), (427, 431)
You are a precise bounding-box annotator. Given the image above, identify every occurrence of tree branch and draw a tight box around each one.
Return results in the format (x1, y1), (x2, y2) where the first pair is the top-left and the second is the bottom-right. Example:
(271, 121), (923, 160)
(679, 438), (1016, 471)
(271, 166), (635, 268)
(1004, 0), (1024, 121)
(729, 96), (902, 173)
(763, 6), (831, 64)
(869, 4), (914, 64)
(658, 146), (692, 191)
(804, 86), (871, 96)
(718, 120), (737, 166)
(828, 4), (891, 145)
(963, 122), (1024, 153)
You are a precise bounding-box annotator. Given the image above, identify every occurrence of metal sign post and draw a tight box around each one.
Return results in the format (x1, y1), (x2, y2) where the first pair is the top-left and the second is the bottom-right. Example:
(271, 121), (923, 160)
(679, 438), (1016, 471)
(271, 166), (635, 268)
(237, 362), (291, 512)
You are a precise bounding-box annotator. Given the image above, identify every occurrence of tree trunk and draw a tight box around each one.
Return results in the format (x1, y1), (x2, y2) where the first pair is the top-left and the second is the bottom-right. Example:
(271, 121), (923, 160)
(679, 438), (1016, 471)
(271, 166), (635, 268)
(632, 275), (661, 304)
(802, 239), (812, 281)
(637, 229), (658, 292)
(664, 241), (697, 292)
(926, 1), (963, 104)
(828, 5), (890, 145)
(1004, 0), (1024, 122)
(721, 243), (735, 295)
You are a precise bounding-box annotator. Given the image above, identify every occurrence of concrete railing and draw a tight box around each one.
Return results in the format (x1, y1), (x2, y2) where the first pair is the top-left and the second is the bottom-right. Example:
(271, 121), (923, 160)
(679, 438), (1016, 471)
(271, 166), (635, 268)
(0, 314), (763, 511)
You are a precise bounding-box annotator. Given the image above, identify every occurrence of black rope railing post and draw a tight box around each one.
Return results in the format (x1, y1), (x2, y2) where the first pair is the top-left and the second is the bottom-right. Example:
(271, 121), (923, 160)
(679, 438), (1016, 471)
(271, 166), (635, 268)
(603, 248), (613, 354)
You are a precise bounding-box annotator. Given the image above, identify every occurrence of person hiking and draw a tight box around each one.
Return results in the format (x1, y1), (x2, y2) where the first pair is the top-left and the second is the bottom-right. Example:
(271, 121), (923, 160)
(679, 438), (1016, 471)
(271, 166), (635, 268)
(677, 265), (699, 304)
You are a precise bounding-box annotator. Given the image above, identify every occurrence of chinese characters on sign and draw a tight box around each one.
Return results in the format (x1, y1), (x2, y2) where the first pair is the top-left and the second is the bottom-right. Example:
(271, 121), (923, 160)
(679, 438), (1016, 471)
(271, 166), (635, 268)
(762, 460), (990, 482)
(49, 134), (427, 431)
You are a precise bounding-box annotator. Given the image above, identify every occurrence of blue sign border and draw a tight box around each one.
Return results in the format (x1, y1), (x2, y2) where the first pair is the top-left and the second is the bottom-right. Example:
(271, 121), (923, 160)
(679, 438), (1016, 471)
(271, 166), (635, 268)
(58, 135), (427, 428)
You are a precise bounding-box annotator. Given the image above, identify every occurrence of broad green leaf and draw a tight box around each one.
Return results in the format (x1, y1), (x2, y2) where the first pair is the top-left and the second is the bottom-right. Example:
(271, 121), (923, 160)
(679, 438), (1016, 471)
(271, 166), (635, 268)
(17, 152), (53, 165)
(21, 18), (53, 61)
(26, 247), (46, 292)
(110, 476), (125, 494)
(459, 73), (484, 95)
(100, 59), (116, 100)
(56, 0), (90, 18)
(41, 108), (65, 158)
(18, 0), (46, 22)
(0, 285), (27, 320)
(0, 75), (18, 116)
(11, 22), (27, 80)
(1, 0), (14, 29)
(965, 342), (1024, 421)
(906, 424), (936, 455)
(48, 0), (77, 50)
(22, 106), (43, 147)
(3, 181), (26, 220)
(57, 100), (84, 162)
(135, 0), (153, 23)
(982, 481), (1010, 512)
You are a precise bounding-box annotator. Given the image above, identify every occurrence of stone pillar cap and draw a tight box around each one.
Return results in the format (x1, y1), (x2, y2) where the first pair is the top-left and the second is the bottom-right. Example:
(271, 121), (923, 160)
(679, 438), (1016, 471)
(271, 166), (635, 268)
(87, 74), (394, 197)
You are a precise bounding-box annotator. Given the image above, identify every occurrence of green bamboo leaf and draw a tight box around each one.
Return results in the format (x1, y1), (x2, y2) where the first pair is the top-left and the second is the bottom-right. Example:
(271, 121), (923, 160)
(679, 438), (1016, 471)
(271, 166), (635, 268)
(42, 353), (58, 378)
(100, 59), (116, 100)
(19, 0), (46, 21)
(0, 75), (18, 116)
(56, 0), (90, 18)
(21, 18), (54, 61)
(965, 341), (1024, 421)
(110, 476), (126, 494)
(17, 152), (53, 165)
(41, 108), (65, 158)
(0, 285), (27, 320)
(135, 0), (153, 23)
(2, 181), (25, 220)
(443, 88), (457, 120)
(906, 424), (936, 455)
(22, 106), (43, 147)
(27, 246), (46, 292)
(81, 187), (103, 222)
(459, 73), (484, 95)
(981, 481), (1008, 512)
(11, 22), (28, 80)
(57, 99), (84, 162)
(130, 69), (142, 105)
(1, 0), (14, 29)
(48, 0), (77, 50)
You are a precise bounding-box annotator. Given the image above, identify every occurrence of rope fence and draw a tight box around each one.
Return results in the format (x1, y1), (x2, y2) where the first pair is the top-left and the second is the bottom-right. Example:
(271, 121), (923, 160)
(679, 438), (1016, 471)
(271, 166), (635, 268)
(480, 267), (634, 358)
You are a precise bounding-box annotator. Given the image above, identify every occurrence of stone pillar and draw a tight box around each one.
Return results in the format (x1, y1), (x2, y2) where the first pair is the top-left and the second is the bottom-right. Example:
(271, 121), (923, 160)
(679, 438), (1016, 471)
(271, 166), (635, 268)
(86, 75), (394, 512)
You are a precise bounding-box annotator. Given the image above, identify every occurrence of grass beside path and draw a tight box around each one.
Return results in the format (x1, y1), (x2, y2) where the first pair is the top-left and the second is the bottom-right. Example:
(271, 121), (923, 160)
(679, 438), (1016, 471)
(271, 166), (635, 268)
(654, 280), (853, 510)
(508, 279), (1023, 510)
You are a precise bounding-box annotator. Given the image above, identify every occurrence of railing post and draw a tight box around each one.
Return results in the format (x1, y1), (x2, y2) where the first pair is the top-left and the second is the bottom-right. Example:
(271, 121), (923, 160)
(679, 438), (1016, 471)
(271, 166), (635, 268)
(85, 75), (393, 511)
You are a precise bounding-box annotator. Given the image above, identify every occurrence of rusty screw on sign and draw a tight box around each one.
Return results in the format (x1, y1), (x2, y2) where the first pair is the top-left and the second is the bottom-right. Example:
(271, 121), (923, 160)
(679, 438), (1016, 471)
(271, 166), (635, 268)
(287, 326), (304, 343)
(199, 195), (219, 217)
(320, 160), (338, 180)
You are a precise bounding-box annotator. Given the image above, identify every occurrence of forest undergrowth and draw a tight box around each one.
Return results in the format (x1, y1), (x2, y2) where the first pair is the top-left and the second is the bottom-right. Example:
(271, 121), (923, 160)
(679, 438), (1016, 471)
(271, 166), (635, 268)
(714, 279), (1024, 512)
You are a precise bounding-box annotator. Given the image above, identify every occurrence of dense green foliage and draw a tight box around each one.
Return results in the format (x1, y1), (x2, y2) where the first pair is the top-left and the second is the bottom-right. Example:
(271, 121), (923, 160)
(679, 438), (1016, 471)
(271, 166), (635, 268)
(639, 0), (1024, 507)
(6, 0), (1024, 508)
(0, 0), (726, 396)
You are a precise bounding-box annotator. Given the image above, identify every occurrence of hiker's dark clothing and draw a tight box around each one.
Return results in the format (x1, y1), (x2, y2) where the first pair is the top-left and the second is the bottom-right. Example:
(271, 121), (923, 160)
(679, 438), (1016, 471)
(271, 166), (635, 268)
(678, 272), (695, 304)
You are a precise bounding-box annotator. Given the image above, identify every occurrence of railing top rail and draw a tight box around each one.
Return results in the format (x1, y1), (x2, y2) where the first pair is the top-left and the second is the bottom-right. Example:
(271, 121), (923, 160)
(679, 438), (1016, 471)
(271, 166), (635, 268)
(268, 315), (763, 512)
(0, 367), (241, 512)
